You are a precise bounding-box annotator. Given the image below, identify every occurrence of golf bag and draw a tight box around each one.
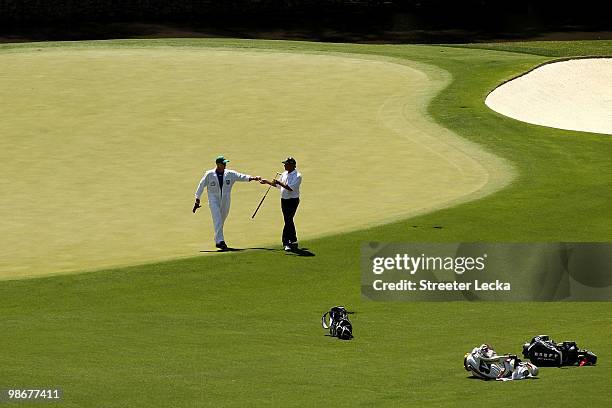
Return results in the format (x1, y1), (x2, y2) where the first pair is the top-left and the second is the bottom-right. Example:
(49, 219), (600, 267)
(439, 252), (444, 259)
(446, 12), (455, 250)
(321, 306), (353, 340)
(522, 335), (597, 367)
(463, 344), (538, 381)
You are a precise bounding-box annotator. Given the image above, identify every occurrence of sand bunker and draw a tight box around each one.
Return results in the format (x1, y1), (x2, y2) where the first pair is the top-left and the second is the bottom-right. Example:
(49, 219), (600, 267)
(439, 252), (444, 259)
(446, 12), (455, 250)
(486, 58), (612, 135)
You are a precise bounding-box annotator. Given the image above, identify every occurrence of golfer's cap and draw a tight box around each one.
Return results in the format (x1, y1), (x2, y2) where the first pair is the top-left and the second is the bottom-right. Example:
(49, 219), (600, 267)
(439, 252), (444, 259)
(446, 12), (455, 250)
(215, 155), (230, 164)
(282, 156), (296, 165)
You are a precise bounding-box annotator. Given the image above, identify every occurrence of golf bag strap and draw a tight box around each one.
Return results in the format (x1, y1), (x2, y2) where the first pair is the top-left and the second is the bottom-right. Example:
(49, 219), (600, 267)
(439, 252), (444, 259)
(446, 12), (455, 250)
(321, 312), (331, 329)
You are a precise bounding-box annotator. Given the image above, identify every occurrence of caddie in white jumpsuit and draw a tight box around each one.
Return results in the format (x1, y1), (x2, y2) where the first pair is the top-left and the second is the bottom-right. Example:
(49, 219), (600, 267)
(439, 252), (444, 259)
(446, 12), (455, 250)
(193, 156), (260, 250)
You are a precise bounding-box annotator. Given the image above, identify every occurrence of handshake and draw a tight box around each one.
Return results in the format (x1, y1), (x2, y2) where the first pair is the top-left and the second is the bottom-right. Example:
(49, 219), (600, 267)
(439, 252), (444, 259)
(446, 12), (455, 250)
(249, 176), (278, 186)
(260, 172), (284, 187)
(259, 178), (279, 186)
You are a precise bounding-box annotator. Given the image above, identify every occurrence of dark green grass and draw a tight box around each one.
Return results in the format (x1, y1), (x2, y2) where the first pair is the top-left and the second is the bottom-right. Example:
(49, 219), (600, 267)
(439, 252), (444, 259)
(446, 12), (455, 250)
(450, 40), (612, 57)
(1, 40), (611, 407)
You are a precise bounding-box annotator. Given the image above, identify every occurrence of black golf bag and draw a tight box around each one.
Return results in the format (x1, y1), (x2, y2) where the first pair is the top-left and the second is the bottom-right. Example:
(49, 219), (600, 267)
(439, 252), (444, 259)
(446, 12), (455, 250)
(522, 335), (597, 367)
(322, 306), (353, 340)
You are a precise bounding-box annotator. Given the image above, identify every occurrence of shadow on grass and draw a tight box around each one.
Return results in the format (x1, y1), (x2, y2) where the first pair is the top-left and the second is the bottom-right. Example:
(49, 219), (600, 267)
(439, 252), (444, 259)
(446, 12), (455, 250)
(199, 247), (280, 253)
(286, 247), (316, 257)
(199, 246), (315, 256)
(324, 334), (353, 340)
(465, 375), (540, 381)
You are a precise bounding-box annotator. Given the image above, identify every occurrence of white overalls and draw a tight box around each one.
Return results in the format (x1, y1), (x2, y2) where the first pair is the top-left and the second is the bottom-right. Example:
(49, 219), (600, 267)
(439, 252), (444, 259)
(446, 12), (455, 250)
(195, 169), (251, 244)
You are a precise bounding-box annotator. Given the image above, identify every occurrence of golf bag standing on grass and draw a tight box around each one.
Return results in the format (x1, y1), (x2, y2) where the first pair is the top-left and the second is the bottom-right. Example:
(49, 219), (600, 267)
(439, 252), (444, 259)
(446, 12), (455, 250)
(322, 306), (353, 340)
(522, 335), (597, 367)
(464, 344), (539, 381)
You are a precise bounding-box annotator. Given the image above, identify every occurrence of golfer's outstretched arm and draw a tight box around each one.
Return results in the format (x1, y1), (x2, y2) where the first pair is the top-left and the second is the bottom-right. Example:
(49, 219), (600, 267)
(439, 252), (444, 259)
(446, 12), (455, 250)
(274, 179), (293, 191)
(260, 179), (281, 188)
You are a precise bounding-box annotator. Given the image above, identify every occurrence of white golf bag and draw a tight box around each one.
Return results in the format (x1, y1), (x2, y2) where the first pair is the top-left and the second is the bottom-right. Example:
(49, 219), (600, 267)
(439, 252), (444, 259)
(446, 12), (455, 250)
(464, 344), (539, 381)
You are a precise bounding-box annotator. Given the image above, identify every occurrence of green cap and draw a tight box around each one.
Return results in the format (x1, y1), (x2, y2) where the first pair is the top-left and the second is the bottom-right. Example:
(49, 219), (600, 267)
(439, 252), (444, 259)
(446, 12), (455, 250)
(215, 155), (230, 164)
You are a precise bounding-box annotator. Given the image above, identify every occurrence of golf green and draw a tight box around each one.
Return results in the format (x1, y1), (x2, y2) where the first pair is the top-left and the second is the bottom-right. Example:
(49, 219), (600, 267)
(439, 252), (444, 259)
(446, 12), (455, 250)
(0, 39), (610, 407)
(0, 46), (510, 279)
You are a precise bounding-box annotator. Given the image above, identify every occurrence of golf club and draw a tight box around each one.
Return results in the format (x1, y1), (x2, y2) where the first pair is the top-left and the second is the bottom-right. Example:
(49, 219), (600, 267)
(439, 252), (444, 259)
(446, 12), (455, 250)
(251, 172), (282, 219)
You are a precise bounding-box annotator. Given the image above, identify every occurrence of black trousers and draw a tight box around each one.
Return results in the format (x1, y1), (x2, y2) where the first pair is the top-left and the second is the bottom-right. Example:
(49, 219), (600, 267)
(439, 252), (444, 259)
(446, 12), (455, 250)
(281, 198), (300, 245)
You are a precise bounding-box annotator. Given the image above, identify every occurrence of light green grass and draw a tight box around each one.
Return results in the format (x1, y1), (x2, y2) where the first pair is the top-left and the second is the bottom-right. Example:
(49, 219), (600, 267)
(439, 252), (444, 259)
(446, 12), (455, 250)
(0, 45), (512, 279)
(0, 39), (611, 407)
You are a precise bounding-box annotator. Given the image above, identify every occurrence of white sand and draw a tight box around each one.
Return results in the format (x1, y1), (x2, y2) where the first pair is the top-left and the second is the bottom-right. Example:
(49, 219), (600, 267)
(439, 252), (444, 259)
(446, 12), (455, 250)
(486, 58), (612, 135)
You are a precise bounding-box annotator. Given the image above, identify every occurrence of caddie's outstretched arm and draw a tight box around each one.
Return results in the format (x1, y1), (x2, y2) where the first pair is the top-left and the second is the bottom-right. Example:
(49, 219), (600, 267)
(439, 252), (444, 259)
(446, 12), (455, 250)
(260, 179), (280, 188)
(230, 170), (261, 182)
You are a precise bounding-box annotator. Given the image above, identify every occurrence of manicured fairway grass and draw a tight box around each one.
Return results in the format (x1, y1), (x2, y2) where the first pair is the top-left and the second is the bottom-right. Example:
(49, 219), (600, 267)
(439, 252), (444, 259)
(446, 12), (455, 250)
(1, 39), (611, 407)
(455, 40), (612, 57)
